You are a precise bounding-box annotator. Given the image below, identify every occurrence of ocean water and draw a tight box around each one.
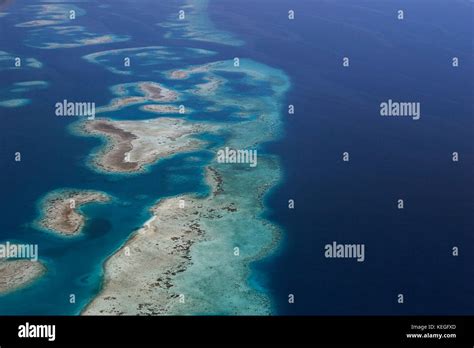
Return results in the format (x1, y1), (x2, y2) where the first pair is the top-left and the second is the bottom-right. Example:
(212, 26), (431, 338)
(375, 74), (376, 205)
(0, 0), (472, 315)
(211, 0), (473, 314)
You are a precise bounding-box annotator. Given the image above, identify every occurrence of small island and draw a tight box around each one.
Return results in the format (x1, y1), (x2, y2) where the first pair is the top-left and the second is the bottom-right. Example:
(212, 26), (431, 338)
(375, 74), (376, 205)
(96, 82), (179, 114)
(74, 117), (212, 173)
(168, 70), (189, 79)
(36, 189), (111, 236)
(141, 104), (183, 114)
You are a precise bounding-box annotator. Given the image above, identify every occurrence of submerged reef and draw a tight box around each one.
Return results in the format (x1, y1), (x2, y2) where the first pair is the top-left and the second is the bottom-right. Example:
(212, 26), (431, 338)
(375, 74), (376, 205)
(80, 55), (290, 314)
(16, 4), (129, 49)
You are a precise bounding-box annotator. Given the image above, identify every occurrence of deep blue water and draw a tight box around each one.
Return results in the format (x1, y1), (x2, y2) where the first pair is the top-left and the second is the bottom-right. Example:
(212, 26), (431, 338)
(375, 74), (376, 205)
(211, 0), (473, 314)
(1, 0), (473, 315)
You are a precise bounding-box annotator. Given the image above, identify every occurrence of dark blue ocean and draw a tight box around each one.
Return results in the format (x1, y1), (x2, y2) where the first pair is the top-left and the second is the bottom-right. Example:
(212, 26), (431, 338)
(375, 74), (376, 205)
(212, 0), (473, 315)
(1, 0), (472, 315)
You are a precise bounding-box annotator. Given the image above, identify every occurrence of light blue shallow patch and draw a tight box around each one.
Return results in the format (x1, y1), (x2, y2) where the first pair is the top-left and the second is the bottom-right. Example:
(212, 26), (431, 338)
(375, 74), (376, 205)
(13, 80), (49, 90)
(15, 4), (87, 28)
(16, 4), (130, 49)
(0, 51), (43, 71)
(158, 0), (244, 46)
(0, 99), (31, 108)
(83, 46), (217, 76)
